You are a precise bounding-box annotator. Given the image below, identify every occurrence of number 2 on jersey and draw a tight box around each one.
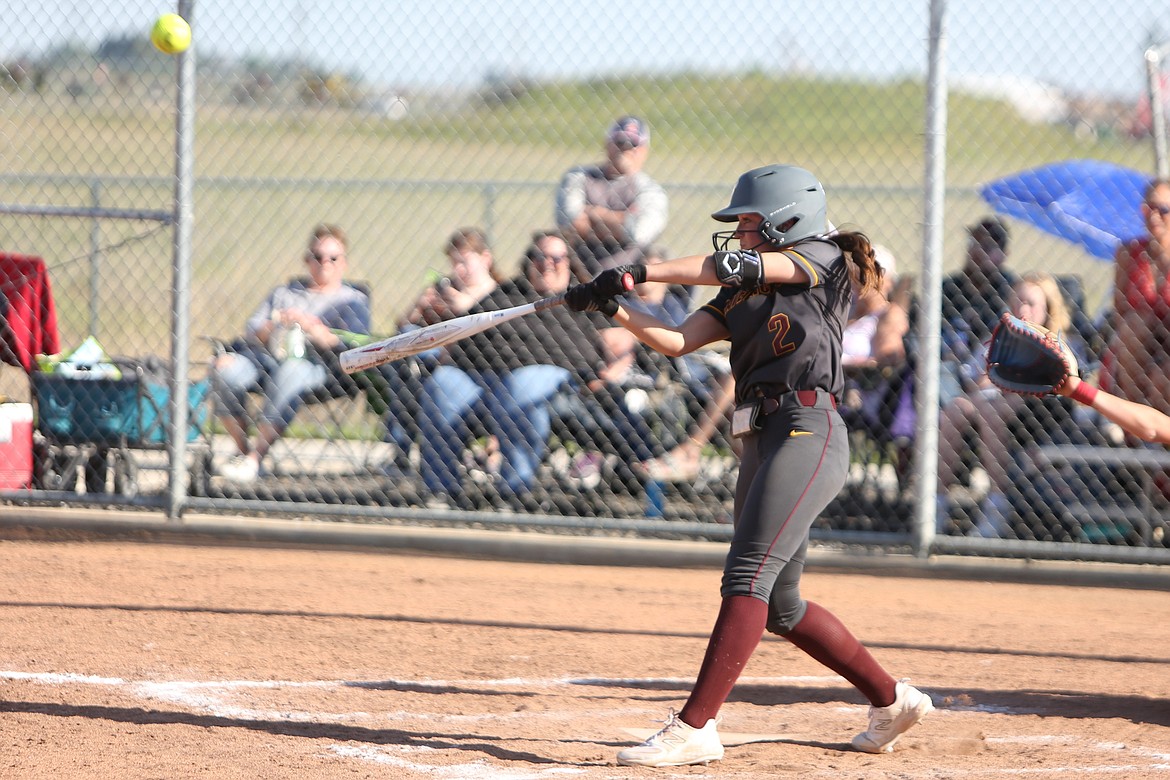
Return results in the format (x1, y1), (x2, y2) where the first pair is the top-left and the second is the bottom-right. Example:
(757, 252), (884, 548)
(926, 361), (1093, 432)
(769, 312), (797, 357)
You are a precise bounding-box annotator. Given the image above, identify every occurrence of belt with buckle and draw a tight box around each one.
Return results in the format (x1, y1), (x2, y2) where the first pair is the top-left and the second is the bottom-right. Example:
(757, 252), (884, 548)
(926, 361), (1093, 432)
(754, 387), (838, 415)
(733, 387), (836, 438)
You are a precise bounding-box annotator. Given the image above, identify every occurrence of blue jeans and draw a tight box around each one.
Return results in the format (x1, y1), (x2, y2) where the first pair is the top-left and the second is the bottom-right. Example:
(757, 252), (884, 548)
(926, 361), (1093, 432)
(213, 345), (327, 430)
(550, 384), (658, 464)
(418, 364), (571, 496)
(375, 357), (426, 452)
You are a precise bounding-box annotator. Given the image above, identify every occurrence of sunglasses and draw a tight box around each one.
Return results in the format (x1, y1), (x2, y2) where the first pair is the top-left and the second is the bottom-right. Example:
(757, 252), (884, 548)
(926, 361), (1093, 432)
(308, 252), (343, 264)
(968, 236), (1002, 252)
(1148, 203), (1170, 216)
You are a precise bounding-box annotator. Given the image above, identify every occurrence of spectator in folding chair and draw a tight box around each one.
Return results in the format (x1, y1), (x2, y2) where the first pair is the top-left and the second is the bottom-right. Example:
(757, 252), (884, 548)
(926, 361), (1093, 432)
(375, 226), (504, 470)
(212, 223), (370, 482)
(623, 244), (735, 483)
(940, 216), (1018, 404)
(1105, 179), (1170, 414)
(630, 244), (728, 413)
(417, 229), (658, 509)
(558, 313), (680, 492)
(570, 244), (713, 471)
(936, 271), (1090, 537)
(841, 245), (904, 419)
(636, 373), (736, 483)
(838, 245), (912, 488)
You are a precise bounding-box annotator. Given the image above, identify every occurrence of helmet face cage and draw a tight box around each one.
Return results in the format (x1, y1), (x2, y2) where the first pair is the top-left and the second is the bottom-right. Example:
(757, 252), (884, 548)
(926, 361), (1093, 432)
(711, 228), (740, 252)
(710, 216), (808, 252)
(710, 165), (827, 251)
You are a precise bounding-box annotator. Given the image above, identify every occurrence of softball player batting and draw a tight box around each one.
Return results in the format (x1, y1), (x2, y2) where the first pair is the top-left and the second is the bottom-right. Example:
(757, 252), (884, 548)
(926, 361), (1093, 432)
(565, 164), (932, 767)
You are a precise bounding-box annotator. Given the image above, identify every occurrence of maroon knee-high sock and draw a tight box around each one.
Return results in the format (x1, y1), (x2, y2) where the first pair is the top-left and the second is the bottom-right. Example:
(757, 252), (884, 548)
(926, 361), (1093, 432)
(784, 601), (897, 706)
(679, 595), (768, 727)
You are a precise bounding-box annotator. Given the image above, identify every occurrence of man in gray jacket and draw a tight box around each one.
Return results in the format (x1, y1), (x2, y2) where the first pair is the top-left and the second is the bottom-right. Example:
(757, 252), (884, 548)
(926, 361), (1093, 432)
(555, 115), (669, 275)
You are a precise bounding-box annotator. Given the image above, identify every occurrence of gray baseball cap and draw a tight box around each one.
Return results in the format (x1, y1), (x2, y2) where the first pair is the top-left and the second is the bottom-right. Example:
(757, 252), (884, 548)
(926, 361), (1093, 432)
(607, 115), (650, 149)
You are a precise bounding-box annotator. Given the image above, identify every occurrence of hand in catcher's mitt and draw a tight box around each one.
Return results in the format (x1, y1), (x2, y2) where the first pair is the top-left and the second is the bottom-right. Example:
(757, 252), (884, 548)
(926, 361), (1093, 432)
(985, 312), (1079, 396)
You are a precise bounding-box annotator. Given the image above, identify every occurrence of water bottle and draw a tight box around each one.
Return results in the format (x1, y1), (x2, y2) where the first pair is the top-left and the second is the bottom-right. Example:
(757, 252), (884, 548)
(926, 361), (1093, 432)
(285, 323), (307, 361)
(645, 479), (666, 518)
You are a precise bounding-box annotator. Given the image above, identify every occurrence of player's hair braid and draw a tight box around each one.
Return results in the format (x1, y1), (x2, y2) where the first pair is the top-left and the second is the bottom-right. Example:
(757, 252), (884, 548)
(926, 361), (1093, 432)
(829, 231), (882, 296)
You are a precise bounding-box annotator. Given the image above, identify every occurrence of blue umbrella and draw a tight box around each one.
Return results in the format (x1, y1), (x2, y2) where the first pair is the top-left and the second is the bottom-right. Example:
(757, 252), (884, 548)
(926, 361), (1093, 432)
(979, 159), (1152, 260)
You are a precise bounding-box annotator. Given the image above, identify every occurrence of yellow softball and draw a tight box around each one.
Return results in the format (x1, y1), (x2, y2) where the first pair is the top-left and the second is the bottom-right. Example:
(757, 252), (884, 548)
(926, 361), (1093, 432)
(151, 13), (191, 55)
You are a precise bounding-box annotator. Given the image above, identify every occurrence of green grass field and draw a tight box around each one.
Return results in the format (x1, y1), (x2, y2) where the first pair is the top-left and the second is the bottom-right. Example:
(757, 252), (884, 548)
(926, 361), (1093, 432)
(0, 73), (1152, 368)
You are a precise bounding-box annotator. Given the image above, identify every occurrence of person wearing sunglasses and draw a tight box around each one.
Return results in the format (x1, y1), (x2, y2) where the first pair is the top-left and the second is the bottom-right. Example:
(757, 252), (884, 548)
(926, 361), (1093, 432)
(1107, 179), (1170, 418)
(555, 114), (669, 276)
(415, 228), (657, 510)
(213, 223), (370, 483)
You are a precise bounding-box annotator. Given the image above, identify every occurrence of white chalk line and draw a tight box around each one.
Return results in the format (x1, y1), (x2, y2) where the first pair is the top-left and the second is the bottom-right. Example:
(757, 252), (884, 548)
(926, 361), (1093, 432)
(2, 669), (741, 726)
(326, 744), (588, 779)
(8, 670), (1170, 777)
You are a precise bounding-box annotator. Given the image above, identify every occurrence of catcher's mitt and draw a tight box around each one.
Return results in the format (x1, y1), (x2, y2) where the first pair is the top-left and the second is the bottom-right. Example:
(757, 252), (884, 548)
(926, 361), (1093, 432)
(985, 312), (1079, 396)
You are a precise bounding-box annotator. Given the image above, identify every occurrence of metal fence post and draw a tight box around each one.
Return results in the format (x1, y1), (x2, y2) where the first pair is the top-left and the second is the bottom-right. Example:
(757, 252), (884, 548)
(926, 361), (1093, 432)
(914, 0), (950, 557)
(166, 0), (196, 520)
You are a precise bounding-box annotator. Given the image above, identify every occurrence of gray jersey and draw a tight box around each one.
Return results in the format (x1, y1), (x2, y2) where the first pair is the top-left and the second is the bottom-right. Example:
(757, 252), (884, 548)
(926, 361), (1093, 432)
(700, 238), (851, 401)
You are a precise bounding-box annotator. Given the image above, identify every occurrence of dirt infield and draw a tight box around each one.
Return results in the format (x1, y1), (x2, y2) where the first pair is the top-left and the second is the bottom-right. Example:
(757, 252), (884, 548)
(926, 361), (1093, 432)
(3, 532), (1170, 779)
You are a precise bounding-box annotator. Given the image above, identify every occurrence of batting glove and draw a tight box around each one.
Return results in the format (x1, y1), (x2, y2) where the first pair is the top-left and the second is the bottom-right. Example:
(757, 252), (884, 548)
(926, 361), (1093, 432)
(713, 249), (763, 288)
(594, 265), (647, 298)
(564, 283), (620, 316)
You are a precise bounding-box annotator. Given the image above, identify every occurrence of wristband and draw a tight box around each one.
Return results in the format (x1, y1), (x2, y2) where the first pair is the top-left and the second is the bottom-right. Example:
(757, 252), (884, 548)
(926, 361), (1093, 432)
(1069, 382), (1098, 406)
(617, 264), (647, 285)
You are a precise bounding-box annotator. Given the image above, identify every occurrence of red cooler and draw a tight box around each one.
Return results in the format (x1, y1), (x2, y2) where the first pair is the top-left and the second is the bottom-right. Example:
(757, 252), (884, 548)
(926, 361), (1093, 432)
(0, 403), (33, 489)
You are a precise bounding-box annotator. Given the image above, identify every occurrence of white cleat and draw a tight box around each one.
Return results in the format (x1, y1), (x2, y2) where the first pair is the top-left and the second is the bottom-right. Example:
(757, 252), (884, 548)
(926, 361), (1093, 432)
(852, 680), (934, 754)
(617, 710), (724, 767)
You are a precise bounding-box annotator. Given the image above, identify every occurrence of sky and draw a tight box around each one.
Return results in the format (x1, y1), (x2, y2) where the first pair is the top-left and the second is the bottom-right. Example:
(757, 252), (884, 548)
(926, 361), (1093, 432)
(3, 1), (1170, 100)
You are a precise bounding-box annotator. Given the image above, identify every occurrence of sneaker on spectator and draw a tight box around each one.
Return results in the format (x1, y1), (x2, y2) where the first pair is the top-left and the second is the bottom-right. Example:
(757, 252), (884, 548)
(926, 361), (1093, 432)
(636, 449), (701, 482)
(219, 454), (260, 483)
(463, 437), (502, 485)
(425, 495), (455, 510)
(851, 680), (933, 754)
(568, 450), (605, 489)
(617, 710), (724, 767)
(422, 490), (476, 512)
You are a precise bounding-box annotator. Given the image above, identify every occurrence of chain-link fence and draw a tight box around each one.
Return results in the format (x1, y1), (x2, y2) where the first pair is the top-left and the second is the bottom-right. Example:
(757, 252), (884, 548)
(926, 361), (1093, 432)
(3, 1), (1170, 559)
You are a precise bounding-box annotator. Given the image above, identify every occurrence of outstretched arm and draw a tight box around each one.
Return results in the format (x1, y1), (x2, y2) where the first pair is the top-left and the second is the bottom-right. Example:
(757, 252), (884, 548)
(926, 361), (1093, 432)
(1059, 376), (1170, 445)
(610, 304), (729, 358)
(567, 247), (805, 355)
(642, 249), (811, 288)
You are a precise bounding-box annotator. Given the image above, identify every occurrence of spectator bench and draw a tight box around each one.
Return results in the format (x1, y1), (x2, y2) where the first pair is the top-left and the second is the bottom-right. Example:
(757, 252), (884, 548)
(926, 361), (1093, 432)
(1025, 444), (1170, 546)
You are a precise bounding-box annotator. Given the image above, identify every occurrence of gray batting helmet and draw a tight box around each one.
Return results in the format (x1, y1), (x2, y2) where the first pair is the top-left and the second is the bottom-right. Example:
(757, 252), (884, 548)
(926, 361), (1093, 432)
(711, 164), (828, 249)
